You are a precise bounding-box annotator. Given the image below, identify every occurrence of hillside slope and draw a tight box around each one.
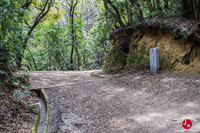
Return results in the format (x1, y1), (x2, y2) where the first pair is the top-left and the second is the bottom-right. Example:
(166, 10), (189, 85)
(103, 17), (200, 73)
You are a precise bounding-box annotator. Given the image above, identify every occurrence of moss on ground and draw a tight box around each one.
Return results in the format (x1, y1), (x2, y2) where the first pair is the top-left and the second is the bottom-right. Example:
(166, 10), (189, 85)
(32, 110), (40, 133)
(159, 51), (172, 69)
(104, 39), (174, 73)
(123, 42), (149, 71)
(103, 42), (128, 73)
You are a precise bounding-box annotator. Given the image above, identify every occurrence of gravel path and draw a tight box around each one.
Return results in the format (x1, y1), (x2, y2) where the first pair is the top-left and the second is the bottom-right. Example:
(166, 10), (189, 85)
(29, 70), (200, 133)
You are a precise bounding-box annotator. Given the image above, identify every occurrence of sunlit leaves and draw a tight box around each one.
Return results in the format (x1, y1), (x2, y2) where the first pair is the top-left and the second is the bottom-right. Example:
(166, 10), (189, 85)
(43, 1), (65, 23)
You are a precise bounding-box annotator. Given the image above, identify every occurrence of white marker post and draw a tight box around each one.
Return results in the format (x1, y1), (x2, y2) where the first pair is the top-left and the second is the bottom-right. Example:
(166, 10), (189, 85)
(150, 48), (159, 73)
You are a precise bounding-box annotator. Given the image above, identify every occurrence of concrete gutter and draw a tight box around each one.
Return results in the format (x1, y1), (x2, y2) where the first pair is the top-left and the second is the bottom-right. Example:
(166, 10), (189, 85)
(30, 74), (107, 133)
(31, 89), (50, 133)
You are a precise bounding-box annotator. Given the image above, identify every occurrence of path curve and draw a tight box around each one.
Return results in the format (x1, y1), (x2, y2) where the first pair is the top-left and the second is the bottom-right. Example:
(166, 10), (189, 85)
(29, 70), (200, 133)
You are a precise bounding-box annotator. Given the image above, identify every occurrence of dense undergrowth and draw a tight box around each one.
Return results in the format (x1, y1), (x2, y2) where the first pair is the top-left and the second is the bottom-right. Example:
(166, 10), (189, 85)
(0, 71), (38, 132)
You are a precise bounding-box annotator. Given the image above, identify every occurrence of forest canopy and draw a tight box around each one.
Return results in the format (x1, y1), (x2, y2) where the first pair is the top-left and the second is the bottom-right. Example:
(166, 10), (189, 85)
(1, 0), (200, 82)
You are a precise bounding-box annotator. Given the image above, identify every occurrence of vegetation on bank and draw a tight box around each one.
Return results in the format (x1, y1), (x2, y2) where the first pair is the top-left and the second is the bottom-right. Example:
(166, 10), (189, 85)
(1, 0), (200, 79)
(1, 0), (200, 131)
(102, 0), (200, 73)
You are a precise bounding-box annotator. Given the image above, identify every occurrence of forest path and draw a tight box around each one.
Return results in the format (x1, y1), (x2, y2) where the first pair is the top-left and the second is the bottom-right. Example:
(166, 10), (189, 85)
(29, 70), (200, 133)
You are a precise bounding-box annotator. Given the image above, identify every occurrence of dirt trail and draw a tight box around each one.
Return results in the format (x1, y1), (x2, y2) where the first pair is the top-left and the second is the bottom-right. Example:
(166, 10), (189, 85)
(29, 70), (200, 133)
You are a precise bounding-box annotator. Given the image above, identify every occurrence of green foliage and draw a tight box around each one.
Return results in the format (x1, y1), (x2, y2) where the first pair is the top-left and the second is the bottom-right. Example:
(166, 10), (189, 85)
(1, 0), (197, 75)
(22, 22), (69, 70)
(103, 42), (128, 73)
(124, 42), (149, 71)
(0, 0), (25, 69)
(28, 107), (37, 112)
(13, 89), (25, 99)
(12, 88), (29, 108)
(22, 16), (106, 70)
(87, 9), (112, 69)
(159, 51), (172, 69)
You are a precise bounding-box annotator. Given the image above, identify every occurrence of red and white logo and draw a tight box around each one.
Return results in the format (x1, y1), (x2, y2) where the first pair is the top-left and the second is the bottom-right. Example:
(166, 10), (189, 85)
(182, 119), (192, 129)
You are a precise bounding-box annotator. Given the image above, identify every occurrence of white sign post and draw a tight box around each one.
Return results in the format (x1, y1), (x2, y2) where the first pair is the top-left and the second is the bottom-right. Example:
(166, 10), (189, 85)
(150, 48), (159, 73)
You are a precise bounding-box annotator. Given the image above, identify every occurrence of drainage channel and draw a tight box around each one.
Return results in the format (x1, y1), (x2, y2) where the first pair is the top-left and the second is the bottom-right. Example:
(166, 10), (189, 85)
(30, 78), (108, 133)
(30, 89), (50, 133)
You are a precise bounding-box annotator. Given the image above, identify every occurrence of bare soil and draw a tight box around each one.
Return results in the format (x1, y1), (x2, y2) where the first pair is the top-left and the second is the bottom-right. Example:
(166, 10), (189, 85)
(29, 70), (200, 133)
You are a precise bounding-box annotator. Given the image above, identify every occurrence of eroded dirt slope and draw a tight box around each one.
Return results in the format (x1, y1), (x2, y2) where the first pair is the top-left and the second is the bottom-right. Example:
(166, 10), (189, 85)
(29, 70), (200, 133)
(136, 28), (200, 72)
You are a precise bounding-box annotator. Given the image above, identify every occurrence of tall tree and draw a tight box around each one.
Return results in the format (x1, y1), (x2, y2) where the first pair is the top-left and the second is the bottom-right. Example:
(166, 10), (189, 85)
(147, 0), (154, 13)
(63, 0), (78, 70)
(129, 0), (143, 22)
(16, 0), (55, 69)
(103, 0), (125, 27)
(0, 0), (25, 77)
(182, 0), (200, 19)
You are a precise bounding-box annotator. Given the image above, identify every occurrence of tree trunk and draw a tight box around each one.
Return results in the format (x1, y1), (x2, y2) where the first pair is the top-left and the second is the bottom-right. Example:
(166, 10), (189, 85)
(106, 0), (125, 27)
(70, 5), (75, 70)
(129, 6), (133, 25)
(68, 0), (78, 70)
(136, 2), (144, 22)
(74, 47), (81, 70)
(152, 0), (156, 10)
(164, 0), (169, 9)
(74, 51), (76, 70)
(125, 0), (133, 25)
(105, 11), (110, 31)
(182, 0), (189, 17)
(16, 0), (54, 69)
(24, 64), (31, 71)
(129, 0), (143, 22)
(55, 51), (64, 71)
(139, 6), (144, 21)
(70, 46), (74, 70)
(125, 0), (130, 24)
(156, 0), (161, 10)
(27, 46), (38, 70)
(27, 58), (33, 71)
(192, 0), (199, 19)
(198, 0), (200, 18)
(54, 64), (56, 70)
(83, 50), (87, 69)
(147, 0), (153, 13)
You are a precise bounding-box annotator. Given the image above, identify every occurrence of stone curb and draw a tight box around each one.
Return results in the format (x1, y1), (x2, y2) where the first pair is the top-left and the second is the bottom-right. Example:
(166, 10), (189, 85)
(90, 71), (105, 78)
(31, 89), (50, 133)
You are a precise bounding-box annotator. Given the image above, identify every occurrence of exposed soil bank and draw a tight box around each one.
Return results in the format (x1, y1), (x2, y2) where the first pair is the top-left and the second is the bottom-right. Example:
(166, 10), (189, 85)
(136, 27), (200, 72)
(103, 17), (200, 73)
(29, 70), (200, 133)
